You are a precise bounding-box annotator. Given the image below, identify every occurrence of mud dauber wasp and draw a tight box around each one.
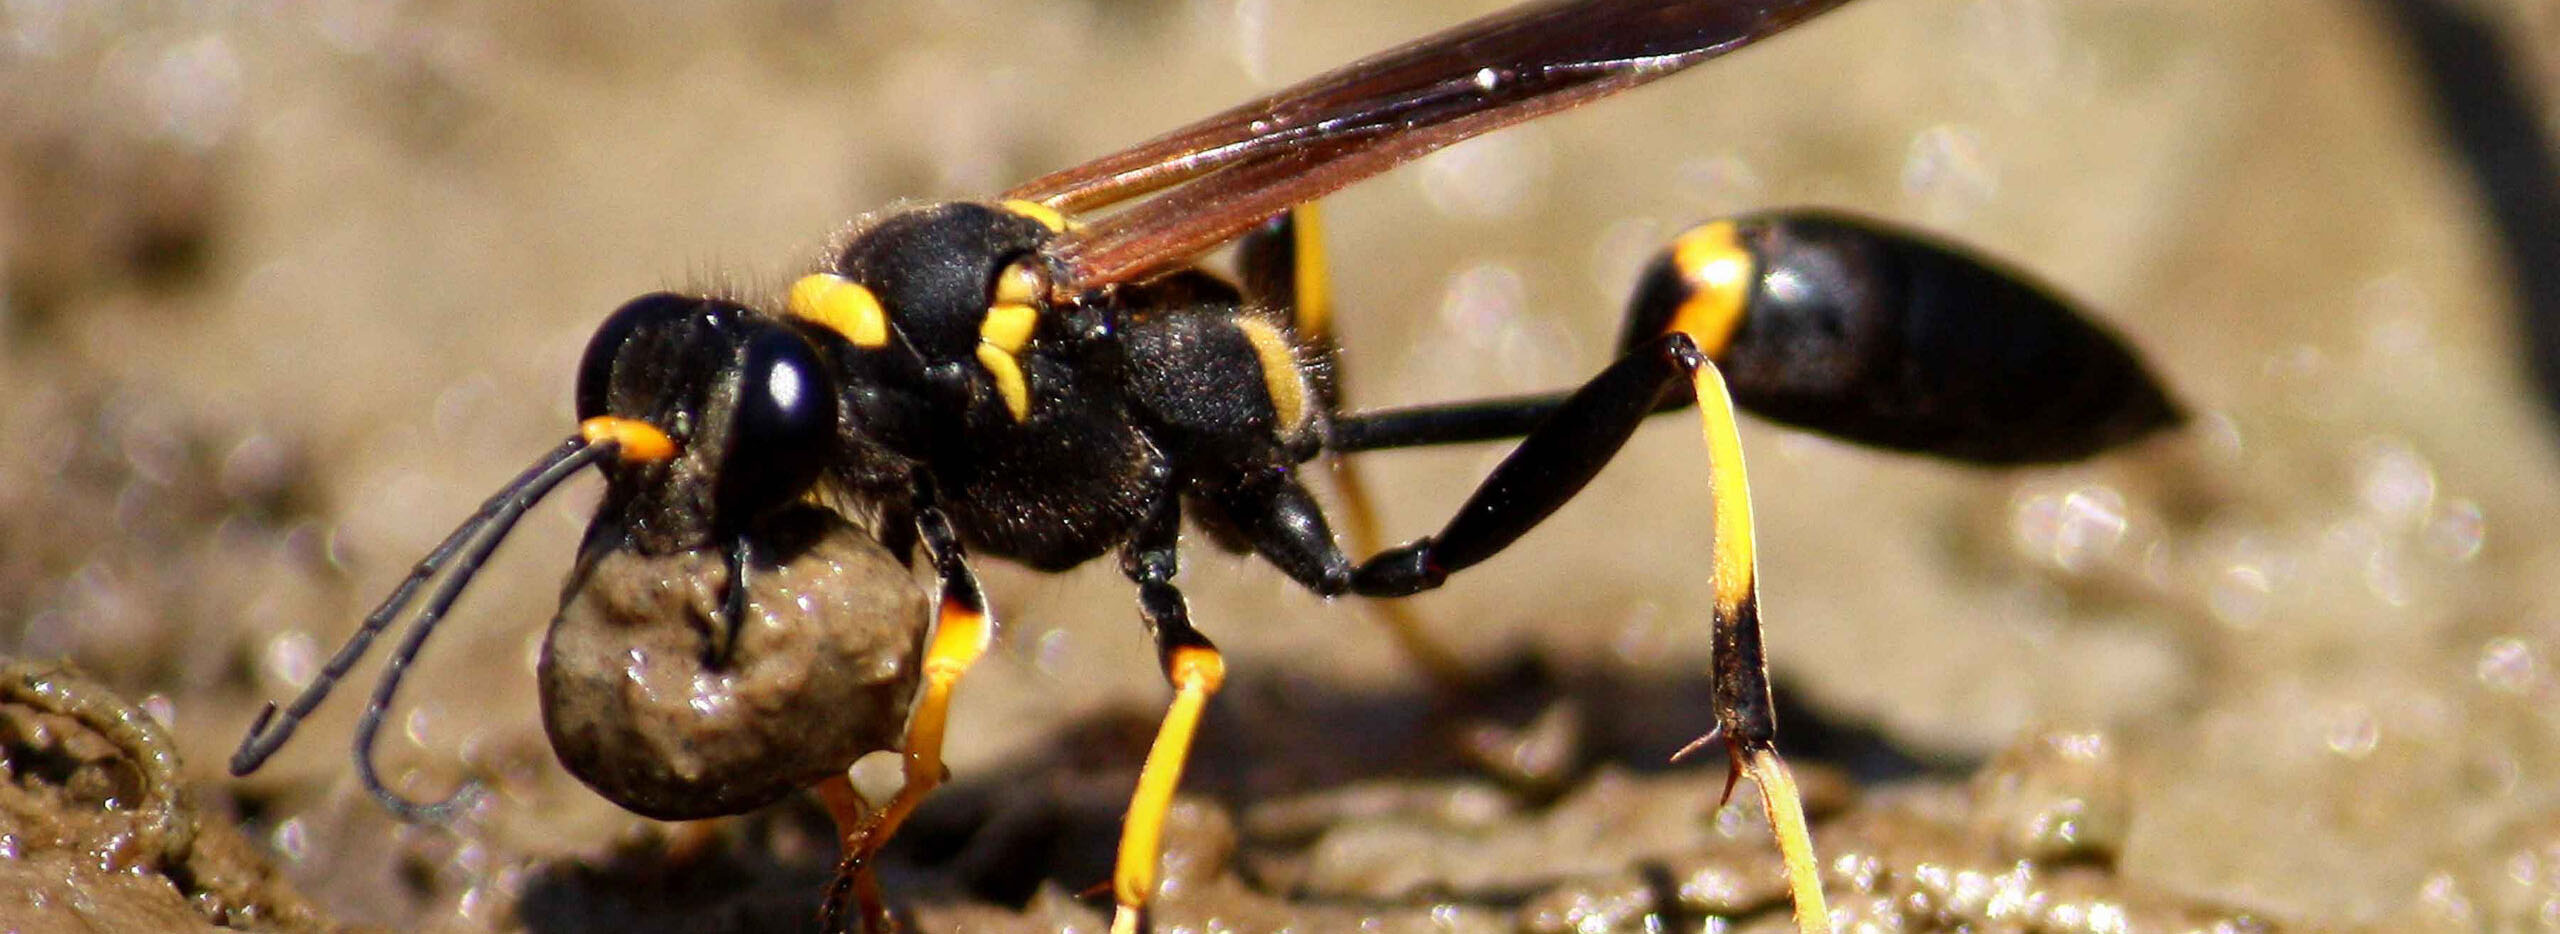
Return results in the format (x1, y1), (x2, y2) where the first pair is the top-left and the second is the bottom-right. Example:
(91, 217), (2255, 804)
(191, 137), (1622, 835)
(228, 0), (2180, 931)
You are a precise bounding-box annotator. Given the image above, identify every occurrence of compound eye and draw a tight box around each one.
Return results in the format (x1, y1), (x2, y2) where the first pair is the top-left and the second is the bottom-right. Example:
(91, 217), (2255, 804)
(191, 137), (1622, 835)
(577, 292), (703, 420)
(716, 326), (838, 521)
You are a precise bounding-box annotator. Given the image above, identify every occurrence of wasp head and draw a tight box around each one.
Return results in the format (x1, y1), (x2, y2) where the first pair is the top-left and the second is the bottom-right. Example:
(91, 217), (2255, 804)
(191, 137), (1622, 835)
(573, 292), (840, 554)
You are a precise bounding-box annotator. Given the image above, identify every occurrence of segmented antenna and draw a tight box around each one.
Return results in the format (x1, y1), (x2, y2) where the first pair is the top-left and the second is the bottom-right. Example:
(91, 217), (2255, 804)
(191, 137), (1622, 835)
(230, 435), (615, 823)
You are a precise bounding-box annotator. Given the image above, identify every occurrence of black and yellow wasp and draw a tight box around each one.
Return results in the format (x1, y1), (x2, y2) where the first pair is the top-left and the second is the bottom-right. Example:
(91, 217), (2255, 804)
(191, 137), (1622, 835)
(229, 0), (2179, 931)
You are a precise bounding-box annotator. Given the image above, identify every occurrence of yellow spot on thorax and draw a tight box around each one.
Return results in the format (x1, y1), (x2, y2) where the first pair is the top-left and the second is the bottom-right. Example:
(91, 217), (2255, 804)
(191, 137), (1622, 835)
(787, 273), (890, 348)
(982, 304), (1038, 354)
(976, 345), (1031, 422)
(1667, 221), (1755, 357)
(1000, 199), (1072, 233)
(977, 262), (1047, 422)
(992, 263), (1043, 312)
(1235, 318), (1309, 433)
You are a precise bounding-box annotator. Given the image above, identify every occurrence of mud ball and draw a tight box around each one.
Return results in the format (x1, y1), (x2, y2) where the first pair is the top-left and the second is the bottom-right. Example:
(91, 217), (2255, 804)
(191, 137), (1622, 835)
(538, 507), (928, 821)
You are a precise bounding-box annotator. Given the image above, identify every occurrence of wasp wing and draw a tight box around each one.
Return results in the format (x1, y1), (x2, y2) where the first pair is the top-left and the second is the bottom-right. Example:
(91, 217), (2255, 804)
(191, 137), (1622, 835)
(1006, 0), (1856, 293)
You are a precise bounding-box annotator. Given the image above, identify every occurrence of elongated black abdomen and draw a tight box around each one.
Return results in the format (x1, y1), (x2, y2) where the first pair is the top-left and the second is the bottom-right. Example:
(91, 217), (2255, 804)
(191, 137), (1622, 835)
(1664, 212), (2182, 464)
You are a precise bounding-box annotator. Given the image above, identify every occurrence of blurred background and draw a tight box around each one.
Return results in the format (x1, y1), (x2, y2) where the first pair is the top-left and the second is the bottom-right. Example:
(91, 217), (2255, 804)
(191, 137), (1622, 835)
(3, 0), (2558, 930)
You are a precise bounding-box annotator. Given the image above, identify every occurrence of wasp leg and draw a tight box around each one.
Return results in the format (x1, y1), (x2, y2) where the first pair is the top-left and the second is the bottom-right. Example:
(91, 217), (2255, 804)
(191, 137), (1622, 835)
(1103, 497), (1226, 934)
(1342, 332), (1829, 934)
(1293, 212), (2184, 934)
(1675, 344), (1828, 934)
(1238, 206), (1472, 686)
(813, 778), (883, 930)
(1345, 333), (1705, 597)
(822, 506), (992, 934)
(711, 533), (755, 666)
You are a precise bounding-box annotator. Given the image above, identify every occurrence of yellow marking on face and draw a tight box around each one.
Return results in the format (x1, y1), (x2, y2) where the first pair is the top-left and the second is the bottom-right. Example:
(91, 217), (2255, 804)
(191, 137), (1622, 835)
(1667, 221), (1755, 358)
(787, 273), (890, 348)
(1291, 205), (1333, 340)
(1235, 318), (1308, 432)
(578, 416), (677, 463)
(976, 344), (1031, 421)
(1000, 198), (1072, 233)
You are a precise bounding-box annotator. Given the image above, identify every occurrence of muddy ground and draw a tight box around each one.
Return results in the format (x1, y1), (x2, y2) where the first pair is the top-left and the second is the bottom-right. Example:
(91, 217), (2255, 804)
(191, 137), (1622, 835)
(4, 0), (2559, 931)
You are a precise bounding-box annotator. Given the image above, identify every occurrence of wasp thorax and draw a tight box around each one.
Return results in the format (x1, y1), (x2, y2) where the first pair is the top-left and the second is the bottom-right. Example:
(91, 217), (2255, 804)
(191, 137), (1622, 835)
(538, 505), (927, 821)
(830, 202), (1056, 362)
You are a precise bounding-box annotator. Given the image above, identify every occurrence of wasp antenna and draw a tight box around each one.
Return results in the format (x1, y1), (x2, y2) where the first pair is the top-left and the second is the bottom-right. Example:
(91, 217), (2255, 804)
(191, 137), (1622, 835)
(228, 435), (605, 784)
(348, 436), (618, 823)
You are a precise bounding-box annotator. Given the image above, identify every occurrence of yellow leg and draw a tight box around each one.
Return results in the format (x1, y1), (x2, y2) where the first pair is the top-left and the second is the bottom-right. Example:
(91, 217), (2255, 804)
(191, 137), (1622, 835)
(1286, 202), (1334, 346)
(815, 776), (889, 928)
(1684, 358), (1829, 934)
(1107, 645), (1226, 934)
(1749, 747), (1828, 934)
(824, 592), (994, 932)
(1282, 204), (1474, 688)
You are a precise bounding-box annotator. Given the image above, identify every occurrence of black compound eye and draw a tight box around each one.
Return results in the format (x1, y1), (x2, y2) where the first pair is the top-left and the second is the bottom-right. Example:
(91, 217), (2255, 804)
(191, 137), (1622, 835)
(715, 326), (839, 522)
(577, 292), (703, 420)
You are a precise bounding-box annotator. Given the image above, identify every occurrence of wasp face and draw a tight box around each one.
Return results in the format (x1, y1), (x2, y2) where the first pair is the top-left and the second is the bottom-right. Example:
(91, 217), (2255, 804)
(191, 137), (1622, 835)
(573, 292), (840, 552)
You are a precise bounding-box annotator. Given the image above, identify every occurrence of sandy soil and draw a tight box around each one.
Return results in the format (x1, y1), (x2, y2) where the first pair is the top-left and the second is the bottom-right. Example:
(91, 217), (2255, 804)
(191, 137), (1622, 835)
(4, 0), (2559, 931)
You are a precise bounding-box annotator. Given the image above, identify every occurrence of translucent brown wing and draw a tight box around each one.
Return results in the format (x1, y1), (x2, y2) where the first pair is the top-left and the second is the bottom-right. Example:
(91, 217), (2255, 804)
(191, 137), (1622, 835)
(1005, 0), (1857, 293)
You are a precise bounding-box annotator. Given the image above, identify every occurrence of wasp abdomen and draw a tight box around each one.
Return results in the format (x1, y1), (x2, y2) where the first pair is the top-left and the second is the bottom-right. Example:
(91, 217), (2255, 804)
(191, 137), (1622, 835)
(1634, 211), (2181, 464)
